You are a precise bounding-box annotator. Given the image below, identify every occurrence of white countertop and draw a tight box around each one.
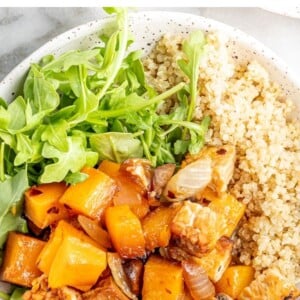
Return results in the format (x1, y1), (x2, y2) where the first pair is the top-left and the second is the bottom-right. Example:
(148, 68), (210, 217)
(0, 7), (300, 81)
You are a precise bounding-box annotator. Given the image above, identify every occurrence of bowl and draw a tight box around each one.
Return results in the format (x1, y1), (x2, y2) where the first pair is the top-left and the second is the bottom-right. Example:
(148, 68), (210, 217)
(0, 10), (300, 293)
(0, 11), (300, 118)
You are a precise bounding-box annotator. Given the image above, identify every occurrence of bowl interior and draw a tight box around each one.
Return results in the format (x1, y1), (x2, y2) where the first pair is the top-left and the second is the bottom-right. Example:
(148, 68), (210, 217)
(1, 11), (300, 116)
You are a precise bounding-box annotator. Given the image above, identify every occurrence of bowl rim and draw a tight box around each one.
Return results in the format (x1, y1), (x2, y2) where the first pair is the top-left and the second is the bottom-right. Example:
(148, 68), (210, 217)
(1, 10), (300, 100)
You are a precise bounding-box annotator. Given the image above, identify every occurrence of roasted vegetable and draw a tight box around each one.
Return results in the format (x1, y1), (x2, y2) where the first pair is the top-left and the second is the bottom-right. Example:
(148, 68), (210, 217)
(98, 160), (121, 178)
(0, 232), (45, 287)
(107, 252), (137, 300)
(142, 255), (184, 300)
(142, 205), (178, 251)
(183, 145), (236, 194)
(78, 215), (112, 249)
(163, 158), (212, 201)
(215, 266), (255, 298)
(123, 259), (144, 296)
(182, 260), (215, 300)
(120, 158), (152, 191)
(25, 182), (68, 229)
(105, 205), (146, 258)
(152, 163), (176, 197)
(171, 201), (226, 255)
(194, 237), (233, 282)
(99, 160), (149, 219)
(82, 276), (130, 300)
(209, 193), (245, 238)
(37, 220), (107, 291)
(59, 167), (117, 221)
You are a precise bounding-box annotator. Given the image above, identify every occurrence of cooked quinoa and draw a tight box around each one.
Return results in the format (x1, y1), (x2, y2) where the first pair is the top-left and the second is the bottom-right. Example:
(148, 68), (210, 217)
(143, 32), (300, 286)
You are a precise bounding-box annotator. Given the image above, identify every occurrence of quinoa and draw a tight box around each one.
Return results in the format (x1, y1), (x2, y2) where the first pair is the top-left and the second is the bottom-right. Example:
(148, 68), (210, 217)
(143, 32), (300, 286)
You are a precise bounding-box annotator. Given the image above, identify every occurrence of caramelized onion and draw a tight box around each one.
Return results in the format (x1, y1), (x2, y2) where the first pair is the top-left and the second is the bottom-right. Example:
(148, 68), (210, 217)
(77, 215), (112, 249)
(163, 158), (212, 201)
(182, 260), (215, 300)
(107, 252), (138, 300)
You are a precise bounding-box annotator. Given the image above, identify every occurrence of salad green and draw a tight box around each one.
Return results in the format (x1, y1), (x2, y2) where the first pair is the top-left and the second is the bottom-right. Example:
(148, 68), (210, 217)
(0, 7), (209, 297)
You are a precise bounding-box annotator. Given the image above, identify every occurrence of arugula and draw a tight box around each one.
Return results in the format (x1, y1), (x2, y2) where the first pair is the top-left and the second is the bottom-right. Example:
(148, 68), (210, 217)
(178, 30), (206, 123)
(0, 169), (28, 250)
(0, 9), (211, 286)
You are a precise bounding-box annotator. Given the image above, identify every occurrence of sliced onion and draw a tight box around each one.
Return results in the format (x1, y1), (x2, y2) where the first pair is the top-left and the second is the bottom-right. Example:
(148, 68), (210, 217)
(182, 260), (215, 300)
(107, 252), (138, 300)
(163, 158), (212, 201)
(77, 215), (112, 249)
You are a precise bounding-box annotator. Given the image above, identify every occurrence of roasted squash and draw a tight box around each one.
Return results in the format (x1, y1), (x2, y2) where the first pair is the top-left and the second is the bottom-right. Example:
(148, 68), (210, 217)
(0, 232), (45, 287)
(37, 220), (107, 291)
(98, 160), (121, 178)
(59, 167), (117, 221)
(99, 160), (149, 219)
(193, 237), (233, 282)
(105, 205), (146, 259)
(48, 233), (107, 291)
(142, 206), (177, 251)
(209, 193), (245, 238)
(25, 182), (68, 229)
(82, 276), (130, 300)
(142, 255), (184, 300)
(215, 265), (255, 298)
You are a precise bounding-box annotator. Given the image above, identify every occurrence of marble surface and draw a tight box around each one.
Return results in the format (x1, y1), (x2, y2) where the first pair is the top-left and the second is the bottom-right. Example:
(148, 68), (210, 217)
(0, 7), (300, 81)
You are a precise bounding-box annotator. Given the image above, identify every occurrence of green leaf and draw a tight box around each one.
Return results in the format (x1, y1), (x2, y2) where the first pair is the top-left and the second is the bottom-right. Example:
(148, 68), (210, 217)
(41, 49), (100, 73)
(41, 119), (69, 152)
(10, 287), (27, 300)
(90, 132), (143, 163)
(14, 133), (33, 166)
(7, 96), (26, 131)
(177, 30), (206, 123)
(0, 169), (28, 249)
(0, 106), (10, 130)
(40, 136), (88, 183)
(64, 171), (89, 185)
(24, 65), (59, 113)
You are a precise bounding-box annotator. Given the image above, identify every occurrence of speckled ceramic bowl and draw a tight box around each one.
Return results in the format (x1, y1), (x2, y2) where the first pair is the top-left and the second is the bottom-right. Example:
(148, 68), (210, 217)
(0, 10), (300, 293)
(0, 11), (300, 115)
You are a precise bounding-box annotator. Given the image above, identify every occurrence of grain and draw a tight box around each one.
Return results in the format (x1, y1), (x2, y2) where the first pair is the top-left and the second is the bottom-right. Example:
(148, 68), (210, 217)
(143, 32), (300, 286)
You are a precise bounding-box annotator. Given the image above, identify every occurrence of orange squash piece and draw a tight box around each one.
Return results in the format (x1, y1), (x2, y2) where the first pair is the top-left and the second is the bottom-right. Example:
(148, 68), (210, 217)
(59, 167), (117, 221)
(0, 232), (45, 287)
(105, 205), (146, 259)
(142, 206), (177, 251)
(193, 237), (233, 282)
(99, 160), (149, 219)
(215, 265), (255, 298)
(98, 160), (121, 178)
(209, 193), (246, 238)
(37, 220), (107, 291)
(142, 255), (184, 300)
(48, 233), (107, 291)
(25, 182), (68, 229)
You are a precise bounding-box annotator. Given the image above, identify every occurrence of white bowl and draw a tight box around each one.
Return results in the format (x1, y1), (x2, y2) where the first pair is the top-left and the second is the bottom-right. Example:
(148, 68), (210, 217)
(0, 11), (300, 119)
(0, 10), (300, 292)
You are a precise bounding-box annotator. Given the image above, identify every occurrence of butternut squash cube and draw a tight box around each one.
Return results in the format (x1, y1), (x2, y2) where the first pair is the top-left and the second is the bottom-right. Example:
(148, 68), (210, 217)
(48, 233), (107, 291)
(215, 265), (255, 298)
(59, 167), (117, 221)
(99, 160), (149, 219)
(0, 232), (45, 287)
(37, 220), (107, 291)
(105, 205), (146, 258)
(194, 237), (233, 282)
(25, 182), (68, 229)
(142, 206), (177, 251)
(142, 255), (183, 300)
(98, 160), (121, 178)
(209, 193), (245, 237)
